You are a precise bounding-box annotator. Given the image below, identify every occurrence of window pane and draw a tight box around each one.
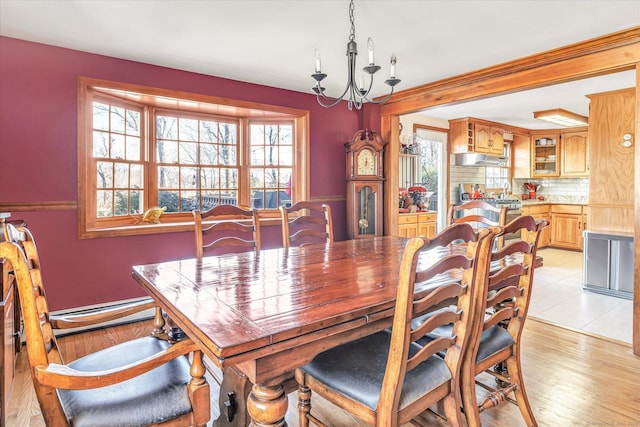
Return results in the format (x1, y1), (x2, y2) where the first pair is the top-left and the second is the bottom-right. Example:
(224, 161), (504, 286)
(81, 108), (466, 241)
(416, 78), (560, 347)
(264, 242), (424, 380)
(181, 167), (198, 189)
(130, 164), (142, 188)
(265, 145), (278, 165)
(179, 141), (199, 164)
(158, 191), (179, 212)
(114, 163), (129, 188)
(157, 140), (178, 163)
(180, 190), (199, 211)
(157, 116), (177, 140)
(179, 118), (198, 142)
(279, 146), (292, 165)
(126, 136), (140, 161)
(110, 106), (126, 133)
(264, 168), (278, 188)
(111, 134), (125, 159)
(200, 121), (218, 143)
(219, 145), (236, 166)
(219, 123), (236, 144)
(96, 190), (113, 217)
(200, 143), (217, 165)
(280, 125), (293, 145)
(93, 103), (110, 130)
(130, 190), (143, 214)
(251, 125), (264, 145)
(159, 166), (179, 188)
(220, 169), (238, 189)
(251, 146), (265, 165)
(96, 162), (113, 188)
(250, 169), (264, 188)
(125, 110), (140, 136)
(93, 131), (109, 158)
(200, 168), (218, 189)
(114, 190), (129, 215)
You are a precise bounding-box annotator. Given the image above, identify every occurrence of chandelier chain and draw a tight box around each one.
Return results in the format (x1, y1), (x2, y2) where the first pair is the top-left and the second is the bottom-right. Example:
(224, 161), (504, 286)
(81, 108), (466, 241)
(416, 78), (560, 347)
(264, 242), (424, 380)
(349, 0), (356, 42)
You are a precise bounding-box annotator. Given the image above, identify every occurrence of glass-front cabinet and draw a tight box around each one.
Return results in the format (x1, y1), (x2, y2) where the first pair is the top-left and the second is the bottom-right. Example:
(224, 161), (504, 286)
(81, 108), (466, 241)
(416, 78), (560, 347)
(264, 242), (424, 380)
(531, 132), (560, 177)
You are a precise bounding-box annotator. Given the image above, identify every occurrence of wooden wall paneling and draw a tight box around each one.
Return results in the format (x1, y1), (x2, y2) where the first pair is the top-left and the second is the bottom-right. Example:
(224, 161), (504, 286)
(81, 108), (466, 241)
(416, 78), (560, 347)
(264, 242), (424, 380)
(587, 88), (635, 233)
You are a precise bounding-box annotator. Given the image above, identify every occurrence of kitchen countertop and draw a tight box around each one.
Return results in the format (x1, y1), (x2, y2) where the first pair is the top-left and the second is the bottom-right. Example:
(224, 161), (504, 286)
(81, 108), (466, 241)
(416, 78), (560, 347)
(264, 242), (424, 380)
(519, 195), (588, 206)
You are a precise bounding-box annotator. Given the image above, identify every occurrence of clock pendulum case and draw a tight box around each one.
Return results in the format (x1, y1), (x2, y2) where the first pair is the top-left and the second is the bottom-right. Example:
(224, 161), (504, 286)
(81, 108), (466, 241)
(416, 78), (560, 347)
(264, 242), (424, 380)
(344, 129), (385, 239)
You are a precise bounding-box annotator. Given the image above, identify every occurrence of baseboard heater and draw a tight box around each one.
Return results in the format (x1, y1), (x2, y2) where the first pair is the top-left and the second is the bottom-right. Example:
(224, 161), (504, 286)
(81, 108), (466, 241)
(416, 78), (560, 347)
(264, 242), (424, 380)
(45, 296), (156, 338)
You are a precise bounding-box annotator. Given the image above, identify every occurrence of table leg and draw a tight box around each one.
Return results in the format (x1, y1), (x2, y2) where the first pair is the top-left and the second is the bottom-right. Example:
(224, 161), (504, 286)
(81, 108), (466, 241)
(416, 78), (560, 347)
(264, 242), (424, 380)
(214, 367), (252, 427)
(246, 383), (288, 427)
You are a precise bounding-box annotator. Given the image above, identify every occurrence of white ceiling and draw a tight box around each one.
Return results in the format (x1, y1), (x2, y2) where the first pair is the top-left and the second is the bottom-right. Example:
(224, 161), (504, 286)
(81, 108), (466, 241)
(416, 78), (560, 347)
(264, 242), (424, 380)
(1, 0), (638, 129)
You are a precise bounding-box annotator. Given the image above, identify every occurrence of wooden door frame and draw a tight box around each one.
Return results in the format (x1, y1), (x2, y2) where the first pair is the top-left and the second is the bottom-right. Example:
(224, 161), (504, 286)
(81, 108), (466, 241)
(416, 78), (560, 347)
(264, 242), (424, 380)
(378, 27), (640, 355)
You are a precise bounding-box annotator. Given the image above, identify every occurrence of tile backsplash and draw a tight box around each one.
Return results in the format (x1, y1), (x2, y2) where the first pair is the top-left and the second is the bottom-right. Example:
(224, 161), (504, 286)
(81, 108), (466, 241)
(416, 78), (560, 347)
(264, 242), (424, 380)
(513, 177), (589, 201)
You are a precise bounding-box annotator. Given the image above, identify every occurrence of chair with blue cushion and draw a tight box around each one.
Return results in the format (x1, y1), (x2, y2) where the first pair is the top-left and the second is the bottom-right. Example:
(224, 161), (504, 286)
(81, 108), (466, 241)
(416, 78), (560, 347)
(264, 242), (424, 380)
(0, 222), (210, 427)
(294, 222), (496, 427)
(461, 215), (547, 427)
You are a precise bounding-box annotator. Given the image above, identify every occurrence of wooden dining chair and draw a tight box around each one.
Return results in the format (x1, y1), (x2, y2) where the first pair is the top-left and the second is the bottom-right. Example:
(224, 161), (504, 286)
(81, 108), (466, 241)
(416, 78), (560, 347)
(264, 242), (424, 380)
(0, 222), (210, 427)
(279, 201), (333, 248)
(295, 222), (496, 427)
(193, 204), (261, 257)
(460, 215), (547, 427)
(448, 200), (508, 249)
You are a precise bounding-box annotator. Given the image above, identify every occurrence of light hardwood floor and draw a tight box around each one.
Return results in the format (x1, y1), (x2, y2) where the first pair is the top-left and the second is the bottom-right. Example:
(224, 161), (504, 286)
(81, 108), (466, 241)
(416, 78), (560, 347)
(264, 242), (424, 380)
(6, 318), (640, 426)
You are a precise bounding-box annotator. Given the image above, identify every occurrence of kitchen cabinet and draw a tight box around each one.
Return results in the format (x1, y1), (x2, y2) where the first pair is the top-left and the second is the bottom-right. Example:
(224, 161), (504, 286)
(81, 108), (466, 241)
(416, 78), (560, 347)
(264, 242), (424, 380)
(512, 133), (531, 179)
(560, 129), (589, 176)
(550, 204), (587, 251)
(398, 212), (437, 238)
(521, 204), (550, 248)
(449, 118), (504, 156)
(531, 132), (560, 177)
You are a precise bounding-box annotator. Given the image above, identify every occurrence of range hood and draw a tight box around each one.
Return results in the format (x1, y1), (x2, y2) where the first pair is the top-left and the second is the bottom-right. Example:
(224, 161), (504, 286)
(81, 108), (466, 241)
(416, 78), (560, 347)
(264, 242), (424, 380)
(454, 153), (506, 167)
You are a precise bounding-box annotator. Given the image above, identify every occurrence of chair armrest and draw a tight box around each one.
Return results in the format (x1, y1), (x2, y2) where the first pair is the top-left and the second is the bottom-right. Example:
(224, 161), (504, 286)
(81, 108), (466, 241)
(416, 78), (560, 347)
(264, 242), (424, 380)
(35, 338), (199, 389)
(49, 299), (156, 329)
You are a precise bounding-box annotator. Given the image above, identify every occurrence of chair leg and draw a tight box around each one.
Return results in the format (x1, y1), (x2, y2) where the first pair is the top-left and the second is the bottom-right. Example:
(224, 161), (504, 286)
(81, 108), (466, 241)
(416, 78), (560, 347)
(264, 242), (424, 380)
(441, 393), (463, 427)
(296, 373), (311, 427)
(505, 355), (537, 427)
(189, 350), (211, 427)
(460, 371), (482, 427)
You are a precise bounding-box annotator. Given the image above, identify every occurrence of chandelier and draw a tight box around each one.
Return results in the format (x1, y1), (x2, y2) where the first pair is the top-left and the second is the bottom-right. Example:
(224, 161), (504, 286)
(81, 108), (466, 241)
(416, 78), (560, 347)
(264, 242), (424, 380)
(311, 0), (400, 110)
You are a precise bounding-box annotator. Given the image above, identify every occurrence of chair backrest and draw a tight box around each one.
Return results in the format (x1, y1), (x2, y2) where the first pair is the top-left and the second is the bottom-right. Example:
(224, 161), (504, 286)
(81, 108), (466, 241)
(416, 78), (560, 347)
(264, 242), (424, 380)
(448, 200), (508, 249)
(193, 204), (261, 258)
(378, 222), (496, 420)
(279, 201), (333, 249)
(0, 222), (69, 422)
(473, 215), (548, 351)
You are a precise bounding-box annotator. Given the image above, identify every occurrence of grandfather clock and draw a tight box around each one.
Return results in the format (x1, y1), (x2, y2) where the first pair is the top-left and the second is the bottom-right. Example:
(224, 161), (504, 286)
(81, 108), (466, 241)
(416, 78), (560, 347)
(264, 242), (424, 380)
(345, 129), (385, 239)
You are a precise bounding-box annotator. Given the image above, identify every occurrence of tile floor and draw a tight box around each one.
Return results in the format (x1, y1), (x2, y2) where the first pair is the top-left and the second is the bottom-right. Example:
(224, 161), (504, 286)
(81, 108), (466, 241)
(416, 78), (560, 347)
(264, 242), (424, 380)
(528, 247), (633, 344)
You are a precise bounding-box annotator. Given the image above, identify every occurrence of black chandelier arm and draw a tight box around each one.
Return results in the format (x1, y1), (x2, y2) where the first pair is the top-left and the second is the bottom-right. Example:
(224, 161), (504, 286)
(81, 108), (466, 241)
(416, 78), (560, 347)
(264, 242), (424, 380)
(360, 82), (400, 105)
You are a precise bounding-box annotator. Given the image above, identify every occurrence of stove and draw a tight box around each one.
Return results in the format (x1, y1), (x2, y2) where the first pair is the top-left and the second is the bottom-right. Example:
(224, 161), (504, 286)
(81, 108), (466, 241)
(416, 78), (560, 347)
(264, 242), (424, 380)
(457, 183), (521, 211)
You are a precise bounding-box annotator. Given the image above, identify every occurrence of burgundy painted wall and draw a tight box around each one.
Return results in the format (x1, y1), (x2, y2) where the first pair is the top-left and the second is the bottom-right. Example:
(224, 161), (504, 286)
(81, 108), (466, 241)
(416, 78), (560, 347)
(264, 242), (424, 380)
(0, 36), (382, 310)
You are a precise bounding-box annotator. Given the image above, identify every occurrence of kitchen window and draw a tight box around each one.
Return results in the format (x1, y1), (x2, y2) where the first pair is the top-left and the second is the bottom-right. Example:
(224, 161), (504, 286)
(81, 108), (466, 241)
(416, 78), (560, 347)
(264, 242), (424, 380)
(78, 77), (309, 238)
(485, 141), (510, 190)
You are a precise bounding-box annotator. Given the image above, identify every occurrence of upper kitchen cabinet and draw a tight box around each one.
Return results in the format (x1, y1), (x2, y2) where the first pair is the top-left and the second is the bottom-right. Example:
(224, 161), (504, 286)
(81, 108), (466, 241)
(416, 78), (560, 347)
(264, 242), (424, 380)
(560, 128), (589, 177)
(531, 131), (560, 177)
(512, 132), (532, 179)
(587, 88), (635, 234)
(449, 117), (504, 156)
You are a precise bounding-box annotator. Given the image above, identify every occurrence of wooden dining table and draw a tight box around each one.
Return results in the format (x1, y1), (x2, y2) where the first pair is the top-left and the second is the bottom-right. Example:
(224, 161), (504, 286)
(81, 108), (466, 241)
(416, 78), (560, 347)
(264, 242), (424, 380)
(131, 236), (542, 427)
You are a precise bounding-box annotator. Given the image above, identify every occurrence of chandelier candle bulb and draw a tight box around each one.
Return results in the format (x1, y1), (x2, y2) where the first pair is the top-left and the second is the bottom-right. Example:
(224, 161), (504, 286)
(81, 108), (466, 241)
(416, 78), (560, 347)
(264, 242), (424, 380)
(367, 37), (374, 64)
(314, 49), (322, 73)
(360, 74), (365, 91)
(390, 54), (396, 78)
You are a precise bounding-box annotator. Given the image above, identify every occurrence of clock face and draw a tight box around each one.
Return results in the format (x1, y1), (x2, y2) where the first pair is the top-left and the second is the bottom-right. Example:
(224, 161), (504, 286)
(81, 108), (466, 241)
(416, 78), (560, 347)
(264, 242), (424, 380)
(357, 149), (375, 175)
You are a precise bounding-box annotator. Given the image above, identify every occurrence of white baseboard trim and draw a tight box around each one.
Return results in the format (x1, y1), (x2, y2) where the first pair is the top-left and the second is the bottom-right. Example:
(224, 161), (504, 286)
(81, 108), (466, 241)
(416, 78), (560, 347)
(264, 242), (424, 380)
(48, 296), (156, 337)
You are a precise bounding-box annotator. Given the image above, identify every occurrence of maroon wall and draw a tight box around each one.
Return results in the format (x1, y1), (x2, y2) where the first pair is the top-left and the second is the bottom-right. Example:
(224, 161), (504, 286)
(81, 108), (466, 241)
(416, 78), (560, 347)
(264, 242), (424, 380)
(0, 36), (381, 310)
